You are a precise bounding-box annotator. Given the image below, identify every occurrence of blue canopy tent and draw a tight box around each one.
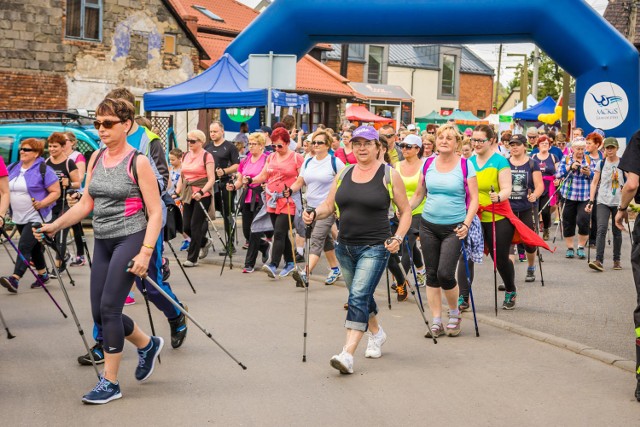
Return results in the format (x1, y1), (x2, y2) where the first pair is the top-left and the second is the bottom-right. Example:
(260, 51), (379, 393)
(513, 96), (556, 121)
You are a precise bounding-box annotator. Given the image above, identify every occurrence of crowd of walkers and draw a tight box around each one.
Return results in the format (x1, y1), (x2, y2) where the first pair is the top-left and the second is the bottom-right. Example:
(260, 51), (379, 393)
(1, 88), (638, 402)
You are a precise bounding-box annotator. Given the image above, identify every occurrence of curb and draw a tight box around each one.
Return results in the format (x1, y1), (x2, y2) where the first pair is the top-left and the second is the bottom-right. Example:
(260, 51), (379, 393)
(196, 256), (636, 374)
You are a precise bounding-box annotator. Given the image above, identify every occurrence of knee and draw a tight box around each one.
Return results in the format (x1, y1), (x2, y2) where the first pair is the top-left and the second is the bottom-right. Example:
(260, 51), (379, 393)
(437, 272), (456, 290)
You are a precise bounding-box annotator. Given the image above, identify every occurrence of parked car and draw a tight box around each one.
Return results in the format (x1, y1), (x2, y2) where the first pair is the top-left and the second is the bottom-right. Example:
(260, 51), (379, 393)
(0, 110), (101, 165)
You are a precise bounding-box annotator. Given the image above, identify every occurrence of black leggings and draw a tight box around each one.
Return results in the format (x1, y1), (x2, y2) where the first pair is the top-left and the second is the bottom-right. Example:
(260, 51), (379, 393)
(420, 219), (460, 290)
(13, 223), (46, 277)
(401, 215), (424, 273)
(483, 219), (516, 293)
(183, 196), (211, 263)
(269, 213), (294, 267)
(71, 222), (85, 257)
(51, 210), (69, 262)
(512, 208), (536, 254)
(243, 202), (269, 268)
(539, 193), (552, 230)
(562, 199), (590, 238)
(91, 230), (144, 354)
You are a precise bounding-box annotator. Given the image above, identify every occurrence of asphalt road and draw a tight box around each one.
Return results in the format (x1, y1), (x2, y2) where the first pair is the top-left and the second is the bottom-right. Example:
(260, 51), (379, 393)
(0, 231), (639, 425)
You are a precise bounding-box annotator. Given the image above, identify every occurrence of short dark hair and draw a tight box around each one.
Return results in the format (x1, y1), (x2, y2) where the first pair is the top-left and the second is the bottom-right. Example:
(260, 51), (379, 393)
(282, 115), (295, 131)
(47, 132), (67, 147)
(474, 124), (496, 141)
(106, 87), (135, 105)
(96, 98), (135, 124)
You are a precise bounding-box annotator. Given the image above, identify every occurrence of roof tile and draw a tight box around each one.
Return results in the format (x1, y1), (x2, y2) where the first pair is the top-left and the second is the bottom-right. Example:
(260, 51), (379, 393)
(170, 0), (258, 34)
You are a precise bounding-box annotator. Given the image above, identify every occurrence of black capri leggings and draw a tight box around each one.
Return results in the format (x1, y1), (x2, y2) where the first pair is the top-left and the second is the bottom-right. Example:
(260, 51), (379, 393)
(419, 219), (460, 290)
(562, 199), (590, 238)
(183, 196), (211, 263)
(90, 230), (145, 354)
(13, 223), (47, 277)
(539, 193), (552, 231)
(269, 213), (294, 267)
(481, 218), (516, 293)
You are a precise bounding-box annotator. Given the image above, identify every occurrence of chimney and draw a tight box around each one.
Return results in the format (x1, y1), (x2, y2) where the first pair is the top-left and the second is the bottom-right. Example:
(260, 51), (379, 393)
(183, 14), (198, 36)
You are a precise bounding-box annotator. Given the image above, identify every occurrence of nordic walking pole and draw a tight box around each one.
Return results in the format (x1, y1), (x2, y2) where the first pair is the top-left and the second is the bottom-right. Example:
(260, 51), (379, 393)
(386, 268), (391, 310)
(1, 233), (16, 264)
(302, 207), (314, 363)
(128, 260), (247, 370)
(490, 186), (498, 317)
(198, 200), (231, 268)
(387, 239), (436, 344)
(33, 223), (100, 379)
(404, 238), (424, 309)
(166, 240), (196, 293)
(0, 305), (16, 339)
(1, 228), (67, 318)
(221, 186), (246, 276)
(530, 193), (545, 287)
(460, 238), (479, 337)
(284, 189), (299, 270)
(139, 279), (160, 364)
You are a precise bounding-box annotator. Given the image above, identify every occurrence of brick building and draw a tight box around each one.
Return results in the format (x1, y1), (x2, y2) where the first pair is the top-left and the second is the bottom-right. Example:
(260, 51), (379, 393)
(0, 0), (208, 111)
(604, 1), (640, 51)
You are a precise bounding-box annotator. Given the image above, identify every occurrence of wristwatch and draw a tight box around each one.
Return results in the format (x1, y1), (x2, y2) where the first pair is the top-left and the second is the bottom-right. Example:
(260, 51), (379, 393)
(618, 206), (628, 211)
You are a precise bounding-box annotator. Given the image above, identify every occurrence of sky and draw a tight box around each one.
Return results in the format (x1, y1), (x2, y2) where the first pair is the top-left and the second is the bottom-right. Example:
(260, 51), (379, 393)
(235, 0), (610, 92)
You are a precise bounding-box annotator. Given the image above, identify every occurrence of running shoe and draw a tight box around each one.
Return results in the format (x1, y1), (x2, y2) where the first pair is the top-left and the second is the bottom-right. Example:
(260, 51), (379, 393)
(325, 267), (341, 285)
(525, 267), (536, 282)
(425, 322), (444, 338)
(49, 261), (66, 279)
(199, 239), (212, 259)
(0, 276), (18, 293)
(262, 263), (277, 279)
(364, 327), (386, 358)
(261, 241), (271, 264)
(77, 342), (105, 366)
(124, 295), (136, 306)
(218, 246), (237, 257)
(179, 239), (190, 251)
(182, 260), (198, 267)
(613, 261), (622, 270)
(416, 269), (426, 287)
(446, 314), (462, 337)
(292, 268), (307, 288)
(588, 260), (604, 272)
(542, 229), (549, 241)
(169, 305), (188, 349)
(396, 281), (408, 302)
(69, 256), (86, 267)
(242, 267), (254, 274)
(576, 247), (586, 259)
(295, 252), (305, 263)
(330, 348), (354, 374)
(518, 253), (526, 262)
(458, 295), (470, 312)
(565, 248), (575, 258)
(30, 272), (49, 289)
(279, 262), (296, 277)
(82, 376), (122, 405)
(502, 292), (517, 310)
(135, 336), (164, 382)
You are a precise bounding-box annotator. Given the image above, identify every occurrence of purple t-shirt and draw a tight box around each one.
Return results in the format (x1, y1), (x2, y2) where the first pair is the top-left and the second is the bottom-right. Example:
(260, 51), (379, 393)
(238, 153), (268, 203)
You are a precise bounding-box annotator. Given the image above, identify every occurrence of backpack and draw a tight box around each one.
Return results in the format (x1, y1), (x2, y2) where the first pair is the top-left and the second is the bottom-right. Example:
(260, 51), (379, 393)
(304, 155), (338, 174)
(92, 147), (143, 185)
(9, 161), (48, 184)
(423, 156), (470, 208)
(335, 164), (393, 218)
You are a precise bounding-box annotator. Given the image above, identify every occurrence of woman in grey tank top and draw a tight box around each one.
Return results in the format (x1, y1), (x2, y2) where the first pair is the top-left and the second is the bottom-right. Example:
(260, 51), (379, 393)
(37, 98), (164, 405)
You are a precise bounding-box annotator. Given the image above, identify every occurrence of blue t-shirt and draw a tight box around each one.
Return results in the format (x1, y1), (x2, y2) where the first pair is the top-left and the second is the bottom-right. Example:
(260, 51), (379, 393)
(422, 158), (476, 225)
(126, 126), (146, 149)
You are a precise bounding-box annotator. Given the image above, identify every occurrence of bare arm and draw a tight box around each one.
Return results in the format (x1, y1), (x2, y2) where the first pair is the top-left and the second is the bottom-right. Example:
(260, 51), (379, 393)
(0, 176), (9, 224)
(531, 170), (544, 200)
(615, 171), (638, 230)
(497, 167), (512, 200)
(409, 174), (426, 211)
(34, 181), (61, 210)
(69, 168), (81, 190)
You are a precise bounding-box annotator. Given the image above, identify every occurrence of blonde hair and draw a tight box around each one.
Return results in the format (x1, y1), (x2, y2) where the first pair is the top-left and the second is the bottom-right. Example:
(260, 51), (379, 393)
(248, 132), (266, 147)
(435, 123), (462, 148)
(188, 129), (207, 143)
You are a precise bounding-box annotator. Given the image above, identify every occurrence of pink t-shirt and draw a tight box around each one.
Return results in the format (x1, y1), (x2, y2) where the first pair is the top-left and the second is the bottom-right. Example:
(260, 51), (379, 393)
(0, 157), (7, 177)
(181, 150), (214, 196)
(238, 153), (268, 204)
(265, 151), (303, 215)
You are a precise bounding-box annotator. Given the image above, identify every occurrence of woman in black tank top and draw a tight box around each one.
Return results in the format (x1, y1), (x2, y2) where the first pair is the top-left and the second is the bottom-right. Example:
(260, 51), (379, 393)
(302, 125), (411, 375)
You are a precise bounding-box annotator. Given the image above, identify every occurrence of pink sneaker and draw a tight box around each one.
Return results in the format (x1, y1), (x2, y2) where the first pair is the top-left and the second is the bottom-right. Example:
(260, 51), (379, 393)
(125, 296), (136, 306)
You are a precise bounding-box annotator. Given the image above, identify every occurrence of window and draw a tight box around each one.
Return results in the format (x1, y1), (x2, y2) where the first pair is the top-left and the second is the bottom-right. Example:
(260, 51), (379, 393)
(65, 0), (102, 41)
(348, 44), (365, 61)
(0, 136), (14, 165)
(311, 102), (325, 130)
(192, 5), (225, 22)
(441, 54), (456, 96)
(368, 46), (384, 84)
(164, 34), (176, 55)
(476, 110), (486, 119)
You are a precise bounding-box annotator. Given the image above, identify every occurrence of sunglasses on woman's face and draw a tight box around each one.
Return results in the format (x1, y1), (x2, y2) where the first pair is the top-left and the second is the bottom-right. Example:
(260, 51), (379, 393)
(399, 143), (418, 149)
(19, 147), (35, 152)
(311, 140), (327, 146)
(187, 139), (198, 144)
(93, 119), (122, 130)
(274, 144), (285, 149)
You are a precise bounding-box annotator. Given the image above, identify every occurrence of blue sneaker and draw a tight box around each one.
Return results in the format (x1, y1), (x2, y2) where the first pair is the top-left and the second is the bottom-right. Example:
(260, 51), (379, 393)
(135, 336), (164, 382)
(262, 263), (277, 279)
(576, 247), (586, 259)
(0, 276), (19, 293)
(82, 377), (122, 405)
(179, 239), (190, 251)
(31, 272), (49, 289)
(325, 267), (342, 285)
(279, 262), (296, 277)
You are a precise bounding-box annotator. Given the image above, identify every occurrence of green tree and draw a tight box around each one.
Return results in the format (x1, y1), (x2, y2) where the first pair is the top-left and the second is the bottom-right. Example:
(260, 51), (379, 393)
(507, 50), (575, 101)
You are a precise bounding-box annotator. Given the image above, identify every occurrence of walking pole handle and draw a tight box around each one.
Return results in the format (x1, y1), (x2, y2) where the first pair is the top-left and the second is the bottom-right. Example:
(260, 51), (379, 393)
(32, 222), (55, 246)
(304, 207), (316, 238)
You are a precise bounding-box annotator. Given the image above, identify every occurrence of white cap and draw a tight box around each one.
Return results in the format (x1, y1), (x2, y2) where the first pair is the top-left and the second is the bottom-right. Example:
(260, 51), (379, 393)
(407, 124), (417, 131)
(403, 134), (422, 147)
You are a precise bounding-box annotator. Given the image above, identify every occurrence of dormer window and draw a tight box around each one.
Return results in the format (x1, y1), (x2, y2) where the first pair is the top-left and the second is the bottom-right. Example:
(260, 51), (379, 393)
(192, 5), (224, 22)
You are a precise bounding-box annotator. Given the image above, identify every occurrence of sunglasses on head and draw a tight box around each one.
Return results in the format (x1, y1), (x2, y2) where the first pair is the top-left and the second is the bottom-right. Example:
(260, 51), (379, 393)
(19, 147), (35, 152)
(93, 119), (122, 130)
(311, 140), (327, 146)
(186, 139), (198, 144)
(399, 143), (418, 149)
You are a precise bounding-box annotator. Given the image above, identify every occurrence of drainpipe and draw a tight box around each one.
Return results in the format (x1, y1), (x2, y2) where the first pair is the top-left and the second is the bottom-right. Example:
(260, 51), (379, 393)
(410, 68), (416, 96)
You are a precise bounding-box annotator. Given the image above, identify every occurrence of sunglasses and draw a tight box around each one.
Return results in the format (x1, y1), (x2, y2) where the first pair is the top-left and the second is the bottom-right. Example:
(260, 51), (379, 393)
(93, 119), (122, 130)
(186, 139), (198, 144)
(527, 135), (538, 139)
(19, 147), (35, 152)
(311, 140), (327, 146)
(427, 131), (435, 134)
(399, 143), (418, 149)
(380, 133), (395, 138)
(274, 144), (285, 149)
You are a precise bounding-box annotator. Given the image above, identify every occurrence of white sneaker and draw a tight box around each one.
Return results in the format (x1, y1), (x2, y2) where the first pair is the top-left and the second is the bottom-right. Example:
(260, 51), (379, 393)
(182, 260), (198, 267)
(199, 239), (212, 259)
(329, 349), (353, 374)
(364, 327), (387, 358)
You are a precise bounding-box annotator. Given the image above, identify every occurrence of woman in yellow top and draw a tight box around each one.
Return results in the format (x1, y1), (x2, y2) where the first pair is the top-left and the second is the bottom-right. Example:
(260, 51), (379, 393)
(395, 134), (426, 291)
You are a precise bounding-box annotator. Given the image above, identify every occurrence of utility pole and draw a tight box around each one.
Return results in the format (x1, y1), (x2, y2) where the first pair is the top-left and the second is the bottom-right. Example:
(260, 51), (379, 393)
(507, 53), (529, 109)
(561, 71), (571, 134)
(532, 46), (540, 100)
(493, 44), (503, 111)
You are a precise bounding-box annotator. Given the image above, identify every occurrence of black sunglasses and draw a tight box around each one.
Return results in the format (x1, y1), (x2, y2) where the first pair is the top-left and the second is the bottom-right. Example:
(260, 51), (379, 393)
(311, 140), (327, 146)
(93, 119), (122, 130)
(380, 133), (395, 138)
(186, 139), (198, 144)
(274, 144), (285, 149)
(19, 147), (35, 152)
(399, 143), (418, 149)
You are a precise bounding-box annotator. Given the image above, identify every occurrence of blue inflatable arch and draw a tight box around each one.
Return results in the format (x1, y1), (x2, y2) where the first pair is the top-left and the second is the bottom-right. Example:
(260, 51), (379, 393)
(226, 0), (639, 141)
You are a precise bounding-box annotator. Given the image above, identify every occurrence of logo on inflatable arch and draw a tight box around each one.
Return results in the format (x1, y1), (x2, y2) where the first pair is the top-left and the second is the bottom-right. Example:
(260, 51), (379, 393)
(583, 82), (628, 130)
(225, 108), (257, 123)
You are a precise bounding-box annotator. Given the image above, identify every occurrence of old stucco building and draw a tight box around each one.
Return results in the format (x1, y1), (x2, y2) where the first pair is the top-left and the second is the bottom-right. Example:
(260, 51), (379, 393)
(0, 0), (207, 111)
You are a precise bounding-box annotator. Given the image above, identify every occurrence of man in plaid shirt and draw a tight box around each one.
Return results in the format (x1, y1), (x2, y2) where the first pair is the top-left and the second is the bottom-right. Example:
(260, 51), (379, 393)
(555, 137), (595, 259)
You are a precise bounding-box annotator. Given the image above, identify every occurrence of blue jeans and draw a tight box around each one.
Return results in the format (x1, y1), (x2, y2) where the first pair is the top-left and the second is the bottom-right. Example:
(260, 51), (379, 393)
(336, 243), (389, 332)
